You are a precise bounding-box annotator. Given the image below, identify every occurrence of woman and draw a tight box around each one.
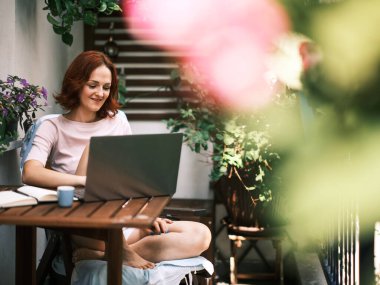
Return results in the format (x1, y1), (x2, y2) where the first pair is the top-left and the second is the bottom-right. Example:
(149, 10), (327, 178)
(22, 50), (211, 270)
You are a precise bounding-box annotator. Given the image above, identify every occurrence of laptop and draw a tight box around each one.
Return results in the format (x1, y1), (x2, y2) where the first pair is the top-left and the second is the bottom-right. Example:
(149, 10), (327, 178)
(75, 133), (183, 202)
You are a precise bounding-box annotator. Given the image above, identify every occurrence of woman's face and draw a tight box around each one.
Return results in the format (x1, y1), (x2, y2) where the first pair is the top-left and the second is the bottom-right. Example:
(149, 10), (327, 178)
(79, 65), (112, 114)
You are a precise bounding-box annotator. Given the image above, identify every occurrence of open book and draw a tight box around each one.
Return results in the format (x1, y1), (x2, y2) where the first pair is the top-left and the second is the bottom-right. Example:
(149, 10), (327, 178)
(0, 185), (57, 208)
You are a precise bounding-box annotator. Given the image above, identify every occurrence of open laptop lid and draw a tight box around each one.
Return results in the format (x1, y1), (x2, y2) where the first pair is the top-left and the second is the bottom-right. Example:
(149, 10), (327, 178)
(84, 133), (183, 202)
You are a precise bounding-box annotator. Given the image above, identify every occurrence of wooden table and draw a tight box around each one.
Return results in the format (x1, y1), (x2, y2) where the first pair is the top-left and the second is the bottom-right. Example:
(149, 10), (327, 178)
(0, 186), (170, 285)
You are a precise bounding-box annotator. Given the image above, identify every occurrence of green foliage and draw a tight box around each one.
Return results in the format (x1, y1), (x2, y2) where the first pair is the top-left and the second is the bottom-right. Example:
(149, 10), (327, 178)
(165, 66), (292, 203)
(117, 80), (127, 106)
(43, 0), (122, 46)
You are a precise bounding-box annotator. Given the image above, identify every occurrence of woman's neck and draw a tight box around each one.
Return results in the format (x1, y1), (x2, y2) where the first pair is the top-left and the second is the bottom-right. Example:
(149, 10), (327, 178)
(65, 109), (100, 123)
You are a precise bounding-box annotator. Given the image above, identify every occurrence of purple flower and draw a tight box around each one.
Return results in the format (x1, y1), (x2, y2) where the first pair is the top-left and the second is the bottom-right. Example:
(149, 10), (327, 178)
(1, 75), (48, 121)
(2, 109), (8, 117)
(41, 86), (48, 100)
(16, 93), (25, 102)
(20, 79), (29, 87)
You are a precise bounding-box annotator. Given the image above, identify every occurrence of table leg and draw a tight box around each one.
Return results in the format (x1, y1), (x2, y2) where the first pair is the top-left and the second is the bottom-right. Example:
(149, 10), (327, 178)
(16, 226), (36, 285)
(107, 229), (123, 285)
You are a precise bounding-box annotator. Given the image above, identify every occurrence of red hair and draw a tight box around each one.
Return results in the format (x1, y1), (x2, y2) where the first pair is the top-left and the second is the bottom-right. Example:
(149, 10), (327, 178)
(55, 50), (120, 118)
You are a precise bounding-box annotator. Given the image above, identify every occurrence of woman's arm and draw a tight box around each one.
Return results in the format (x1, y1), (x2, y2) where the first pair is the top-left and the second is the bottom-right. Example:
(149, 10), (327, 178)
(22, 160), (86, 188)
(75, 143), (89, 176)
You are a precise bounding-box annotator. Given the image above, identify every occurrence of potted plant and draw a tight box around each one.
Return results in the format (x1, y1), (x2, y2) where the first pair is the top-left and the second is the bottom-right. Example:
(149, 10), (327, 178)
(166, 65), (295, 228)
(43, 0), (122, 46)
(0, 75), (48, 154)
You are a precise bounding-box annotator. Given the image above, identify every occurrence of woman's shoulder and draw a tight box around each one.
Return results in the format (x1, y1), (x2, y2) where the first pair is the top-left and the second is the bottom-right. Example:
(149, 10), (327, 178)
(104, 111), (132, 134)
(35, 114), (62, 130)
(113, 111), (128, 121)
(105, 111), (129, 123)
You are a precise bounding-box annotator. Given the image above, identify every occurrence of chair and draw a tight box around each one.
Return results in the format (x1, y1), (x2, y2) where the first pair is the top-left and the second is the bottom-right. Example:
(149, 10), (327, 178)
(36, 230), (73, 285)
(224, 218), (286, 285)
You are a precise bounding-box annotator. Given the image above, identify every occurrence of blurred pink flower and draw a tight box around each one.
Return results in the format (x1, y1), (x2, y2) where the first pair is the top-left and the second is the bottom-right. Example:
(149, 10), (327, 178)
(124, 0), (290, 109)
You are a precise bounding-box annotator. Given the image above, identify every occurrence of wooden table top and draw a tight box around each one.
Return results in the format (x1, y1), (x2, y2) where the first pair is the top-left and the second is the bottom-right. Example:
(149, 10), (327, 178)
(0, 186), (170, 229)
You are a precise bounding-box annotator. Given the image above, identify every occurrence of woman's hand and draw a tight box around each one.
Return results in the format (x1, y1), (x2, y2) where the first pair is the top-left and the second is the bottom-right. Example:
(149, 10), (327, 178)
(150, 217), (173, 235)
(77, 175), (86, 186)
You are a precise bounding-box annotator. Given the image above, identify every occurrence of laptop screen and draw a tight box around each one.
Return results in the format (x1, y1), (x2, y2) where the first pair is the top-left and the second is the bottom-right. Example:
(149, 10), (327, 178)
(84, 133), (183, 202)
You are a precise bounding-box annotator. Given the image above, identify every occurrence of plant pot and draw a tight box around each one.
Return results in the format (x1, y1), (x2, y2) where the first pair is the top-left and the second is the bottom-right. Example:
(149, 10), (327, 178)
(217, 174), (279, 228)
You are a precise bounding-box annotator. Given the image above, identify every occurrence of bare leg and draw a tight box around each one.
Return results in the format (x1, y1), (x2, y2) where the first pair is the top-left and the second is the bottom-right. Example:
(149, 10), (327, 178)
(72, 248), (106, 263)
(122, 238), (155, 269)
(72, 234), (155, 269)
(130, 221), (211, 263)
(72, 221), (211, 266)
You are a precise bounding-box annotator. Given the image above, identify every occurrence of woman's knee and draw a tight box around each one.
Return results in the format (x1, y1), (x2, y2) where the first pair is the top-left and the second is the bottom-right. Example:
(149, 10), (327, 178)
(169, 221), (212, 253)
(190, 222), (212, 253)
(200, 223), (212, 251)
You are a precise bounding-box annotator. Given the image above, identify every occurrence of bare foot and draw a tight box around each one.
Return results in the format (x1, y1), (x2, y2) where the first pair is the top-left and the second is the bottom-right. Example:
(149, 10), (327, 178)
(123, 244), (155, 269)
(72, 248), (105, 263)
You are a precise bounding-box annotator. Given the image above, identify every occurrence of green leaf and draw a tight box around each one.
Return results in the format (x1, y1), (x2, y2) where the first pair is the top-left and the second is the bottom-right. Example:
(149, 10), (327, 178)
(53, 25), (66, 35)
(224, 135), (234, 145)
(245, 186), (256, 191)
(54, 0), (63, 15)
(83, 10), (97, 26)
(62, 13), (73, 27)
(118, 93), (126, 105)
(98, 2), (107, 12)
(219, 166), (227, 174)
(215, 133), (224, 141)
(62, 32), (73, 46)
(107, 2), (122, 12)
(194, 143), (200, 153)
(47, 13), (61, 26)
(47, 0), (59, 16)
(80, 0), (97, 9)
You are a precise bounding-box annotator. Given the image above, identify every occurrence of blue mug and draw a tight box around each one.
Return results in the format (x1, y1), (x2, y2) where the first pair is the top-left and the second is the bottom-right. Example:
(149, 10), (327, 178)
(57, 186), (74, 207)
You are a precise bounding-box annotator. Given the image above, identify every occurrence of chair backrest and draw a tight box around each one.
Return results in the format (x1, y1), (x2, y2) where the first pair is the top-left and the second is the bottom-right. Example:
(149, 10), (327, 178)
(19, 114), (60, 173)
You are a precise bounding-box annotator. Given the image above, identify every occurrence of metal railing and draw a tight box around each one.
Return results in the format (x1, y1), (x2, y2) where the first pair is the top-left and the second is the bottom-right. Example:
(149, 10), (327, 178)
(319, 198), (380, 285)
(320, 199), (359, 285)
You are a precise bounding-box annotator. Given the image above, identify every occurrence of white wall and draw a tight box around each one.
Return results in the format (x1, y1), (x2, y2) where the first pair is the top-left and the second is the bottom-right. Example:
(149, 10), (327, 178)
(130, 121), (213, 199)
(14, 0), (84, 115)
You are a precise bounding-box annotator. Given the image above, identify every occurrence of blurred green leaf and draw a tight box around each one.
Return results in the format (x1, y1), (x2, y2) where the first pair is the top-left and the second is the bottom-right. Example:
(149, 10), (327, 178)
(83, 10), (97, 26)
(62, 32), (73, 46)
(98, 2), (107, 12)
(47, 13), (60, 26)
(53, 25), (66, 35)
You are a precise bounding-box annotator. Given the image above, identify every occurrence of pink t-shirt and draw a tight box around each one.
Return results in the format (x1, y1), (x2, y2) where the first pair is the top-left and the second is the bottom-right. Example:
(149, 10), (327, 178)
(25, 113), (132, 174)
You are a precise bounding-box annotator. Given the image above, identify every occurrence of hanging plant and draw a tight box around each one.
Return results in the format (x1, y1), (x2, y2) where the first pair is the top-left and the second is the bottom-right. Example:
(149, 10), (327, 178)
(43, 0), (122, 46)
